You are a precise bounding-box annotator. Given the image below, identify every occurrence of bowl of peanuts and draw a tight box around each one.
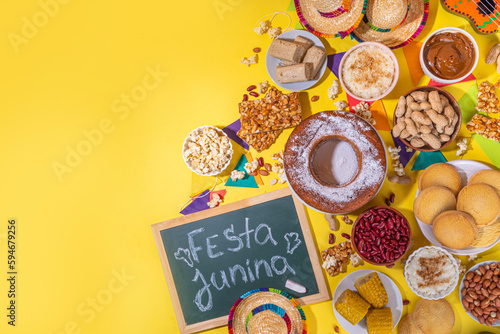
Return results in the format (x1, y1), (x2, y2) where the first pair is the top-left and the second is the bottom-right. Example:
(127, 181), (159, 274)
(392, 86), (462, 152)
(460, 261), (500, 327)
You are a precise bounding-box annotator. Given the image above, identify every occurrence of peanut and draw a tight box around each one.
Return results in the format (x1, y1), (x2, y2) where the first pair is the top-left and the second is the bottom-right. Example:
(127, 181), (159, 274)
(486, 44), (500, 65)
(411, 90), (427, 102)
(409, 102), (422, 110)
(410, 137), (425, 148)
(420, 125), (432, 134)
(405, 118), (418, 136)
(439, 134), (450, 142)
(393, 122), (405, 137)
(429, 90), (443, 113)
(395, 96), (406, 117)
(422, 133), (442, 150)
(420, 102), (432, 110)
(426, 109), (449, 127)
(411, 111), (432, 125)
(400, 129), (411, 139)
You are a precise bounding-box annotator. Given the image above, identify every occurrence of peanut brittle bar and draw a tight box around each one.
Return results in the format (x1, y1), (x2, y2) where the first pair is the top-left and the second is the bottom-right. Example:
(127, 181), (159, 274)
(466, 114), (500, 142)
(239, 130), (282, 153)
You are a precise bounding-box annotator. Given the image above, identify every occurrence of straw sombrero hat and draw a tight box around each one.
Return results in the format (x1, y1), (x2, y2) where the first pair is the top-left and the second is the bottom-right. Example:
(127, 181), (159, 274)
(228, 288), (307, 334)
(295, 0), (368, 38)
(351, 0), (429, 49)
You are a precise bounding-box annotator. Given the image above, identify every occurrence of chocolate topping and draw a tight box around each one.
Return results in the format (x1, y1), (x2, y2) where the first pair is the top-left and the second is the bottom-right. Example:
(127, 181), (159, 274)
(423, 32), (475, 80)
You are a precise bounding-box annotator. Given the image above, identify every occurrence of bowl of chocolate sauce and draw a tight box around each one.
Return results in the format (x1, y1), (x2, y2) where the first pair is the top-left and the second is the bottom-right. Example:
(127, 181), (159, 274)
(420, 27), (478, 84)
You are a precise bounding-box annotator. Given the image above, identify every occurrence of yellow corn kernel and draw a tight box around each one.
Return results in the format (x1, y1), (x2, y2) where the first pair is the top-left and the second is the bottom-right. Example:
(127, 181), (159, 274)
(354, 272), (388, 308)
(367, 308), (393, 334)
(334, 290), (370, 325)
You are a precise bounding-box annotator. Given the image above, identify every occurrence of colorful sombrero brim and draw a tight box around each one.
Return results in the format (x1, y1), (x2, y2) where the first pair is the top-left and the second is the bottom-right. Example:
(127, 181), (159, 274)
(228, 288), (307, 334)
(295, 0), (368, 38)
(351, 0), (429, 49)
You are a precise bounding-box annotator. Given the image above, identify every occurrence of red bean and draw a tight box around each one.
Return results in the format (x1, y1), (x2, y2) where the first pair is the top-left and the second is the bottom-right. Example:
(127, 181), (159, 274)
(249, 91), (259, 97)
(403, 300), (410, 305)
(247, 85), (257, 91)
(329, 233), (335, 244)
(390, 193), (395, 203)
(341, 233), (351, 240)
(385, 198), (391, 206)
(258, 157), (264, 167)
(243, 94), (248, 102)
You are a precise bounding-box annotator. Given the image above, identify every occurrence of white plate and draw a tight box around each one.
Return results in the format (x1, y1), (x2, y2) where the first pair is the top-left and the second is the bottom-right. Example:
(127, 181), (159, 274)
(404, 246), (459, 300)
(265, 29), (327, 91)
(332, 270), (403, 333)
(459, 261), (500, 326)
(415, 160), (500, 255)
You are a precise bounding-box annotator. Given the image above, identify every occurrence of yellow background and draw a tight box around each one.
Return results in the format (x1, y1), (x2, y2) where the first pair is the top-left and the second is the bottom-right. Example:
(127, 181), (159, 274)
(0, 0), (499, 333)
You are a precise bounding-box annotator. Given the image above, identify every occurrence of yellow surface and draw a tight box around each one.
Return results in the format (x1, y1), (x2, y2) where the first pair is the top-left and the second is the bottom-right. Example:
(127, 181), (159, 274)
(0, 0), (499, 333)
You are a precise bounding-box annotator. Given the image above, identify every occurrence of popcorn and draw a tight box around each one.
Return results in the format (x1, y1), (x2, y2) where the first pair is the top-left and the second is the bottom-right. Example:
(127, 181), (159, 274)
(268, 26), (282, 38)
(184, 127), (233, 175)
(350, 253), (362, 267)
(254, 20), (271, 35)
(334, 100), (348, 111)
(272, 151), (283, 163)
(327, 80), (340, 100)
(353, 102), (376, 125)
(466, 254), (478, 262)
(406, 147), (413, 152)
(207, 193), (222, 208)
(241, 54), (259, 67)
(244, 159), (259, 174)
(258, 80), (270, 94)
(453, 256), (467, 275)
(388, 145), (406, 177)
(341, 215), (353, 225)
(230, 170), (245, 181)
(456, 138), (468, 156)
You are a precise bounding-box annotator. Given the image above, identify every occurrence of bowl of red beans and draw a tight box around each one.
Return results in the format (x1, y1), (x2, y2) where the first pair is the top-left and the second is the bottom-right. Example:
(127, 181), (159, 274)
(352, 206), (411, 266)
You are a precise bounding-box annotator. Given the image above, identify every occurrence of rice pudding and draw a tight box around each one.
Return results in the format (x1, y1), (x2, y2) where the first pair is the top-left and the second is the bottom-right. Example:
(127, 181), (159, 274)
(405, 247), (458, 298)
(341, 45), (395, 99)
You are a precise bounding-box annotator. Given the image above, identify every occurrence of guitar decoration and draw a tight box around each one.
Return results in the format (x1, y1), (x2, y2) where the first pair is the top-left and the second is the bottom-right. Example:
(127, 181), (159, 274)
(441, 0), (500, 34)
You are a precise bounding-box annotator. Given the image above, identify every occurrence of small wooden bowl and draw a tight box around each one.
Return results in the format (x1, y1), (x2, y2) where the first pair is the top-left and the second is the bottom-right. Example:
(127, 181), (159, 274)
(351, 206), (411, 266)
(392, 86), (462, 152)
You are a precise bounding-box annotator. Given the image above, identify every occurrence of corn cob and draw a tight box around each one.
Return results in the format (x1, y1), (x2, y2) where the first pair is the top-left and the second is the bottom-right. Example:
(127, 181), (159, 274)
(334, 290), (370, 325)
(354, 272), (388, 308)
(367, 308), (393, 334)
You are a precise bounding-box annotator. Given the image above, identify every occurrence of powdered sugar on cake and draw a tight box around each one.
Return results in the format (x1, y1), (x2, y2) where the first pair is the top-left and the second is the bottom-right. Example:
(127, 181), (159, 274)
(285, 111), (386, 212)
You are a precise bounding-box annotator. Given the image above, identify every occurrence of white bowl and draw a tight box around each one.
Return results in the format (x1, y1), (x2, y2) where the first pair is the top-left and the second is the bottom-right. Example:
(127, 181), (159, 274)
(338, 41), (399, 102)
(419, 27), (479, 84)
(459, 261), (500, 326)
(404, 246), (459, 300)
(182, 126), (233, 177)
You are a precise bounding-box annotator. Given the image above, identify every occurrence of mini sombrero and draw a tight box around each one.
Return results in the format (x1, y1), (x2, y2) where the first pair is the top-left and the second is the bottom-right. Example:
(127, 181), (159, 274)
(295, 0), (368, 38)
(228, 288), (307, 334)
(351, 0), (429, 49)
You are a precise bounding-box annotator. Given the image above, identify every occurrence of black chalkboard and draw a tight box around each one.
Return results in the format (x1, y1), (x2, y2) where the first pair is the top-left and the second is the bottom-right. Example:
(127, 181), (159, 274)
(152, 188), (329, 334)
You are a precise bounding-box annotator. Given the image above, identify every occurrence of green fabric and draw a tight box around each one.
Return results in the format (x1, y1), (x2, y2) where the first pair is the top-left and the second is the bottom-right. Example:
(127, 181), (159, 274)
(458, 82), (479, 124)
(224, 154), (259, 188)
(411, 151), (447, 171)
(473, 134), (500, 169)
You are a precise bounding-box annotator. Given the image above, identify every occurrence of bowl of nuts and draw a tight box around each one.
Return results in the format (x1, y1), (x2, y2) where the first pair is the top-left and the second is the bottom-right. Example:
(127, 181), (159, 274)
(352, 206), (411, 266)
(460, 261), (500, 327)
(182, 126), (233, 176)
(392, 86), (462, 152)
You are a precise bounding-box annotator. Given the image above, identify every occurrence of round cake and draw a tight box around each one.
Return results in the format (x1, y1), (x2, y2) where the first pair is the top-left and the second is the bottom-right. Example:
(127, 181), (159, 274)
(284, 111), (387, 213)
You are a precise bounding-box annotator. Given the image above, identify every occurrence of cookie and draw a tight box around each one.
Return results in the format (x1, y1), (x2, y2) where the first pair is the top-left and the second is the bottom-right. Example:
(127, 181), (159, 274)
(414, 186), (457, 225)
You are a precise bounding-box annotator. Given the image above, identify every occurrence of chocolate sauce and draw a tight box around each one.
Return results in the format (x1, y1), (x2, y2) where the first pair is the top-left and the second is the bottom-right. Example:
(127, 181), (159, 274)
(423, 32), (475, 80)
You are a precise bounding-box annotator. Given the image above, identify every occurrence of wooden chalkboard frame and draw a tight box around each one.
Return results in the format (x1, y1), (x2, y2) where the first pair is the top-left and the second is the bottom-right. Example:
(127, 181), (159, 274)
(151, 188), (329, 334)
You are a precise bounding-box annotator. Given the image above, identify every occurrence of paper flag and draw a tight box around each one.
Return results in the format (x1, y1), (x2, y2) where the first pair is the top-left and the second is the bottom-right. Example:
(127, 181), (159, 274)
(326, 52), (345, 80)
(191, 174), (223, 197)
(369, 100), (391, 132)
(411, 151), (447, 171)
(222, 119), (249, 150)
(473, 134), (500, 169)
(402, 42), (424, 86)
(458, 82), (479, 124)
(428, 73), (475, 87)
(180, 190), (211, 215)
(287, 0), (296, 11)
(390, 132), (415, 167)
(224, 154), (259, 188)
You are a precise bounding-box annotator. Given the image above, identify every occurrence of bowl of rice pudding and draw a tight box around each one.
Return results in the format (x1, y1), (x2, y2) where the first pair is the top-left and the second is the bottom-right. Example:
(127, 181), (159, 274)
(339, 42), (399, 101)
(404, 246), (459, 300)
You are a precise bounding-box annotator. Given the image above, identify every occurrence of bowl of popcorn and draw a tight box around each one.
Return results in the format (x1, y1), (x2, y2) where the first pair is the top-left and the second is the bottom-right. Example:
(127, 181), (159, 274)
(392, 86), (461, 152)
(182, 126), (233, 176)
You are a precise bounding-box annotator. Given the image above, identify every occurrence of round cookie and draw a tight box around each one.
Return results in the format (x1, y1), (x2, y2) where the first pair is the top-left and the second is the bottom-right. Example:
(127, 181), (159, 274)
(418, 163), (462, 195)
(469, 169), (500, 197)
(414, 186), (457, 225)
(413, 299), (455, 334)
(399, 314), (424, 334)
(457, 183), (500, 226)
(433, 211), (477, 249)
(472, 220), (500, 248)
